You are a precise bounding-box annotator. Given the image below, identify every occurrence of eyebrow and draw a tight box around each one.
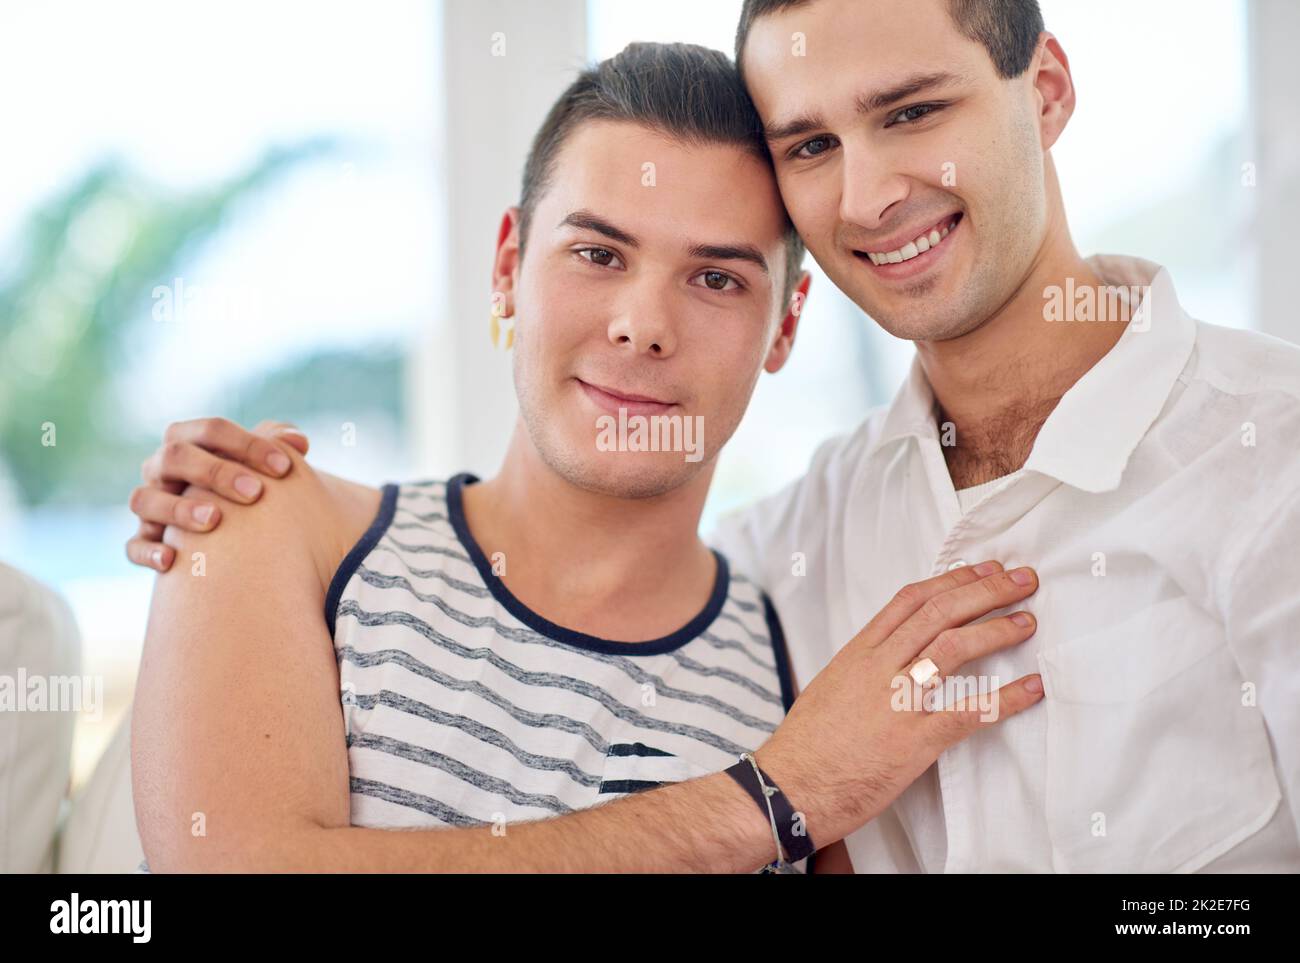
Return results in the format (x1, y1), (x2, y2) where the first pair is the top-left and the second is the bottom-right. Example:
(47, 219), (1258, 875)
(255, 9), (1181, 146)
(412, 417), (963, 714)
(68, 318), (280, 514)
(763, 70), (966, 144)
(558, 210), (639, 247)
(858, 69), (966, 114)
(559, 209), (769, 275)
(688, 242), (769, 275)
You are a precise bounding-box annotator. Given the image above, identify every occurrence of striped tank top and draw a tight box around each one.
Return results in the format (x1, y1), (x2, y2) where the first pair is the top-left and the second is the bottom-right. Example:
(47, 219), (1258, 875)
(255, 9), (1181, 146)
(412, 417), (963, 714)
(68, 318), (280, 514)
(324, 473), (799, 865)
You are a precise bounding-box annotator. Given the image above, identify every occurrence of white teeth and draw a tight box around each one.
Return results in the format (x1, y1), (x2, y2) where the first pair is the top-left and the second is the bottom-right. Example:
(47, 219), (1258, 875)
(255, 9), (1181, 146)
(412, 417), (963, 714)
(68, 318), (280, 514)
(867, 219), (958, 265)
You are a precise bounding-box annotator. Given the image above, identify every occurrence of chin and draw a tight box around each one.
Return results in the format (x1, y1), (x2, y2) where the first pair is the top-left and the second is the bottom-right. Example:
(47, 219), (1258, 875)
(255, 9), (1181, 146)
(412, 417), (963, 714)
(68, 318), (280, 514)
(878, 309), (982, 343)
(862, 281), (991, 343)
(544, 446), (707, 500)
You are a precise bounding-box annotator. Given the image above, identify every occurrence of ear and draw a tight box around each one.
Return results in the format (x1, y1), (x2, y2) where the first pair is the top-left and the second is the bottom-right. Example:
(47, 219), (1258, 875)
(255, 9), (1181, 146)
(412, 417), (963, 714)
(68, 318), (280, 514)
(764, 270), (812, 374)
(491, 207), (523, 318)
(1032, 33), (1075, 152)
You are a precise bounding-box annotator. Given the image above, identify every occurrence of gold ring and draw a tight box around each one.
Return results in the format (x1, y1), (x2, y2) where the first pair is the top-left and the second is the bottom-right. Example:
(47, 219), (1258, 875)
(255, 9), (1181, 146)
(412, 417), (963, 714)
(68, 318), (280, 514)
(908, 657), (940, 687)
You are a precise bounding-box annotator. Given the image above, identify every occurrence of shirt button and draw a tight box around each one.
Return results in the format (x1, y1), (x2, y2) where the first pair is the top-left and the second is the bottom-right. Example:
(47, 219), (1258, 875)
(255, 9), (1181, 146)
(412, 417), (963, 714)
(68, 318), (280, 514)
(947, 560), (968, 571)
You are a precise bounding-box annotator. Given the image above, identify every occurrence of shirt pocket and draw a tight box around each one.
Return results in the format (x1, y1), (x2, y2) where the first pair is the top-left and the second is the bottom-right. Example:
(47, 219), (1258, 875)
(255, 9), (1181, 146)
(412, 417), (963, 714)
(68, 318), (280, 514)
(1038, 595), (1280, 873)
(597, 741), (716, 796)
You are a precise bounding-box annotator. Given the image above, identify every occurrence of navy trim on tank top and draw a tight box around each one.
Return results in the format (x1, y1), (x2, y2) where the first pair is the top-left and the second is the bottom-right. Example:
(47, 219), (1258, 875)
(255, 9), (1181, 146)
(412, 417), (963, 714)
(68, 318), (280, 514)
(445, 472), (731, 657)
(324, 482), (399, 638)
(763, 593), (796, 713)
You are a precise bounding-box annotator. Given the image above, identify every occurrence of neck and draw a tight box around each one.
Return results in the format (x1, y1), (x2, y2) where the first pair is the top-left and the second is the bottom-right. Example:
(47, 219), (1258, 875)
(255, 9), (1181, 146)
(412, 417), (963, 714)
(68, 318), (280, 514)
(918, 167), (1129, 486)
(459, 423), (719, 641)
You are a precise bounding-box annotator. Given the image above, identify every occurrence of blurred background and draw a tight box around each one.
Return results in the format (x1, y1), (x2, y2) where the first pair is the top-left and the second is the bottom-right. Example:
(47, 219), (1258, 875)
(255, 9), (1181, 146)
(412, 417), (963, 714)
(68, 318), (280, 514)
(1, 0), (1295, 784)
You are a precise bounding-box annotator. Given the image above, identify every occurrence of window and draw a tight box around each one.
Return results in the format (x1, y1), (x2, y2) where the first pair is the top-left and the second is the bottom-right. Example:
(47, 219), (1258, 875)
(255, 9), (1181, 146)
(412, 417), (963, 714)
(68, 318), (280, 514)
(0, 0), (441, 782)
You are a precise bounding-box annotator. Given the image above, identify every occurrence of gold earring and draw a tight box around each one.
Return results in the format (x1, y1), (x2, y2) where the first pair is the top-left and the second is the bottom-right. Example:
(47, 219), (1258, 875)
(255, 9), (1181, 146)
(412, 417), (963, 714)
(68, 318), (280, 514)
(490, 311), (515, 350)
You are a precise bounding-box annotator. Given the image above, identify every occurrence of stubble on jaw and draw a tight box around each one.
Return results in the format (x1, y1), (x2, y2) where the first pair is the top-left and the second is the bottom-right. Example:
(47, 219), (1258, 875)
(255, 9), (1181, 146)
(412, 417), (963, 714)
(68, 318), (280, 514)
(518, 400), (702, 500)
(901, 275), (940, 300)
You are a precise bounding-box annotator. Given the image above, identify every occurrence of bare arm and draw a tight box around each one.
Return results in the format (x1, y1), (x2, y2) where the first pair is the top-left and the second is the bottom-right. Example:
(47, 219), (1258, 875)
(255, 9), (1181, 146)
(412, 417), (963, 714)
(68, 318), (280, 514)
(130, 450), (776, 873)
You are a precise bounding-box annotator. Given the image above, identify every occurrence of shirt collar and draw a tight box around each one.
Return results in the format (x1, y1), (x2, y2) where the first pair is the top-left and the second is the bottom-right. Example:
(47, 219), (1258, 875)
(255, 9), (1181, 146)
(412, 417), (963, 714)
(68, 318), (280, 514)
(868, 254), (1197, 493)
(1024, 254), (1196, 492)
(874, 352), (942, 449)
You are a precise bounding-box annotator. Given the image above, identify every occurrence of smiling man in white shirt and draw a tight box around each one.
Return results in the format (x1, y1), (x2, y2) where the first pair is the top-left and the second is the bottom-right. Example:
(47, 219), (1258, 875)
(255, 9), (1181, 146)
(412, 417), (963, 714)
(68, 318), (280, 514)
(717, 0), (1300, 871)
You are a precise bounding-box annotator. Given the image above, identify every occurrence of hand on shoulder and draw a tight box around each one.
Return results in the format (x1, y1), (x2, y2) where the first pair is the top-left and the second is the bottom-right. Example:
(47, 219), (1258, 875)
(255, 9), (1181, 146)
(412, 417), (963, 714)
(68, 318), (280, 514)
(159, 448), (380, 598)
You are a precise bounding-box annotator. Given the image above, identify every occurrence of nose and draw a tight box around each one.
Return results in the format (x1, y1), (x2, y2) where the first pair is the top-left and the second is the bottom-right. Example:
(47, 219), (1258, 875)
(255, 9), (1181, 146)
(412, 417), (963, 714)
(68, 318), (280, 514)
(838, 142), (910, 233)
(606, 290), (677, 358)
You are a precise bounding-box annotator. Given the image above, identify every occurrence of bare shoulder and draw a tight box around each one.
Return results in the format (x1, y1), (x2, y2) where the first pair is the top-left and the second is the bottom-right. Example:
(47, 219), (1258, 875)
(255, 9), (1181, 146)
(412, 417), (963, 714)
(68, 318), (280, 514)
(318, 471), (387, 556)
(309, 467), (387, 579)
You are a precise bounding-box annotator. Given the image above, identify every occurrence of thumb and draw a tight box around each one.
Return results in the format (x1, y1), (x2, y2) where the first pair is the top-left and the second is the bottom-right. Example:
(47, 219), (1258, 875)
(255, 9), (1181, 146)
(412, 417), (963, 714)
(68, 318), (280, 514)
(253, 420), (310, 455)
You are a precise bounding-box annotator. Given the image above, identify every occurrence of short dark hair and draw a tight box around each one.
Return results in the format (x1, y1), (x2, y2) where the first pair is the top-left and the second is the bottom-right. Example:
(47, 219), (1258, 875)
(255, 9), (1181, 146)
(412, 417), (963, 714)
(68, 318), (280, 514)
(735, 0), (1045, 80)
(518, 42), (805, 306)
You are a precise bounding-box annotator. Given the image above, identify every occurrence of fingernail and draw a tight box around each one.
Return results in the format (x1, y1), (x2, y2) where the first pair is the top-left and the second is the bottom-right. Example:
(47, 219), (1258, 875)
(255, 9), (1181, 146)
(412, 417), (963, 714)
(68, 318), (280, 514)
(267, 450), (291, 474)
(973, 561), (1000, 576)
(150, 549), (163, 568)
(1024, 675), (1044, 695)
(1010, 567), (1034, 586)
(234, 474), (262, 498)
(1011, 612), (1033, 628)
(192, 503), (215, 525)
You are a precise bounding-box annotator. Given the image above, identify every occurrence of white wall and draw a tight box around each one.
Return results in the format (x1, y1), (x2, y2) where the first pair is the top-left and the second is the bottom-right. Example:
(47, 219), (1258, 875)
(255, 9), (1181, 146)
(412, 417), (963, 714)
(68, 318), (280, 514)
(410, 0), (587, 480)
(1250, 0), (1300, 343)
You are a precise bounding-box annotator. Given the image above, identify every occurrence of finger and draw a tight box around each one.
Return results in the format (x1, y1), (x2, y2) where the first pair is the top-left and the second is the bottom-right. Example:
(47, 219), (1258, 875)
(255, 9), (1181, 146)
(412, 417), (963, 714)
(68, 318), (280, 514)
(278, 430), (309, 454)
(126, 535), (175, 572)
(141, 454), (188, 495)
(850, 560), (1004, 650)
(909, 611), (1036, 680)
(925, 674), (1045, 743)
(886, 567), (1039, 666)
(162, 416), (295, 477)
(253, 420), (310, 455)
(138, 520), (165, 541)
(141, 441), (266, 504)
(128, 485), (222, 531)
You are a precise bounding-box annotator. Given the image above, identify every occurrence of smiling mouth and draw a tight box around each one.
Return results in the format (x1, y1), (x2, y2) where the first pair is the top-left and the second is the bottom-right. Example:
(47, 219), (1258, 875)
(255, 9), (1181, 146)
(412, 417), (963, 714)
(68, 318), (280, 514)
(854, 213), (963, 267)
(577, 379), (676, 416)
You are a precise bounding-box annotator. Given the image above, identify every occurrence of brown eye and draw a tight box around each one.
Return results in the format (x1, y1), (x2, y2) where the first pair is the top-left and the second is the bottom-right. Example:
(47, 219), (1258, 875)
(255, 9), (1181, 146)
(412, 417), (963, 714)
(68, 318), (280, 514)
(581, 247), (615, 266)
(704, 271), (731, 290)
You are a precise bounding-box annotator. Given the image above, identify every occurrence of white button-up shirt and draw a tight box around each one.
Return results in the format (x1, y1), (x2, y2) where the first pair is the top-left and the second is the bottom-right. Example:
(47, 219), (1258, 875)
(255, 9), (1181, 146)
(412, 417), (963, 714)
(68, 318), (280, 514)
(712, 254), (1300, 872)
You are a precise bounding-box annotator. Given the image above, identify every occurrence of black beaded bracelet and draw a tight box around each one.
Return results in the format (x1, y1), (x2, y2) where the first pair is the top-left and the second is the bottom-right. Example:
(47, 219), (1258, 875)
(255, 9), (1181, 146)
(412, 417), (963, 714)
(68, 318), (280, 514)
(724, 753), (816, 864)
